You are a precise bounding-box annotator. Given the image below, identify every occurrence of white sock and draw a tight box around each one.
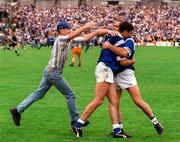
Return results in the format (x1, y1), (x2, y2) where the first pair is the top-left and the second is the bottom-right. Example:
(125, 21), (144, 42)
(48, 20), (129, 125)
(112, 124), (120, 129)
(77, 119), (85, 124)
(151, 116), (159, 125)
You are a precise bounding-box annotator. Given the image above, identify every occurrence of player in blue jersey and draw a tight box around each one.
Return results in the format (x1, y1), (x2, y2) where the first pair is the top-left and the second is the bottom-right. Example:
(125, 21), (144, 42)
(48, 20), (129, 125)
(72, 21), (135, 138)
(103, 35), (164, 136)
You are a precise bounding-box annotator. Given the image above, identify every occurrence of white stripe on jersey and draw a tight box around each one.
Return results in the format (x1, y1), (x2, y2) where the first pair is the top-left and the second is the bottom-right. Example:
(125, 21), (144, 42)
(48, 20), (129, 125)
(123, 38), (135, 57)
(114, 39), (124, 47)
(123, 47), (131, 57)
(116, 56), (127, 61)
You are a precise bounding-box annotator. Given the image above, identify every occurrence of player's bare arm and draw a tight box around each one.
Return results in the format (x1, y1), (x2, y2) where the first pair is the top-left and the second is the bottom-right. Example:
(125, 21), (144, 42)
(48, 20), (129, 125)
(82, 29), (119, 42)
(119, 58), (135, 66)
(103, 41), (128, 57)
(68, 21), (96, 40)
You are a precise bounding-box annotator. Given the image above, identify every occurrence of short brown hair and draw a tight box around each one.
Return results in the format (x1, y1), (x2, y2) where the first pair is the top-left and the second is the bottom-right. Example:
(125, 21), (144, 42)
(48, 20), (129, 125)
(119, 21), (134, 32)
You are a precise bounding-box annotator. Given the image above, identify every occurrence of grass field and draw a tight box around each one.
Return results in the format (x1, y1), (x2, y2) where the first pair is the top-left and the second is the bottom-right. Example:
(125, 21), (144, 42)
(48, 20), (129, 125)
(0, 46), (180, 142)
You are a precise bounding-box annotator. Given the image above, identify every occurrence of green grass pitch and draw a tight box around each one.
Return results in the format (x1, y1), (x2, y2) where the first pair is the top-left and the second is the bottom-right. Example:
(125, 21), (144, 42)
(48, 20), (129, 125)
(0, 46), (180, 142)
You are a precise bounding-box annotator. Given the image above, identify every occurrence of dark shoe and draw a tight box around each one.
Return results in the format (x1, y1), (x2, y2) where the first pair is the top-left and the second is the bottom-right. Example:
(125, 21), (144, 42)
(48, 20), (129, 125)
(71, 124), (83, 137)
(10, 108), (21, 126)
(113, 131), (129, 138)
(110, 129), (132, 138)
(69, 63), (74, 67)
(83, 120), (89, 127)
(154, 123), (164, 135)
(121, 129), (132, 138)
(109, 131), (113, 135)
(77, 63), (81, 67)
(16, 53), (20, 56)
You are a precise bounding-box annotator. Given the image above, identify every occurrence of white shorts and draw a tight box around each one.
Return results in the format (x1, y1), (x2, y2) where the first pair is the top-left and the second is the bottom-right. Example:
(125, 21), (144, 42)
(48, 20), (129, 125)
(114, 69), (137, 90)
(95, 62), (114, 84)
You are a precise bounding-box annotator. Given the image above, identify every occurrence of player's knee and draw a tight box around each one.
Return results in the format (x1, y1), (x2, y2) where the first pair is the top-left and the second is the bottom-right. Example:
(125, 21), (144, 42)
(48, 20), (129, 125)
(111, 102), (118, 110)
(110, 99), (118, 108)
(65, 92), (75, 100)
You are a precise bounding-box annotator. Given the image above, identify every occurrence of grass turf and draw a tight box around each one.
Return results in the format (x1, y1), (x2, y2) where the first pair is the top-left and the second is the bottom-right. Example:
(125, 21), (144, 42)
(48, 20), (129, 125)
(0, 45), (180, 142)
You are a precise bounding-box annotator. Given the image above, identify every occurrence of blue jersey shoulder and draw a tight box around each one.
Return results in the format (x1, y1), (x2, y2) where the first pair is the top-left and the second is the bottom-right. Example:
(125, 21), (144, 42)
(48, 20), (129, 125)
(107, 35), (124, 46)
(124, 38), (135, 50)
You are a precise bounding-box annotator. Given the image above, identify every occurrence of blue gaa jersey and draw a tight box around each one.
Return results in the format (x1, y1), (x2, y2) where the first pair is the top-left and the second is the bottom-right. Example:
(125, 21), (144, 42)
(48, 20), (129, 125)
(116, 38), (135, 73)
(98, 34), (125, 73)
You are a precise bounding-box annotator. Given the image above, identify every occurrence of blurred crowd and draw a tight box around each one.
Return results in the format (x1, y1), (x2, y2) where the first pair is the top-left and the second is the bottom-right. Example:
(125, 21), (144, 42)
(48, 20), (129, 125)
(0, 4), (179, 47)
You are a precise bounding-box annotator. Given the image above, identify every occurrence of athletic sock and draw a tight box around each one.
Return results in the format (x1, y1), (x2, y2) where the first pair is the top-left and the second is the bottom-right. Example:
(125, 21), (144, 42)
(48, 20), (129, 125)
(76, 119), (85, 129)
(113, 124), (121, 134)
(150, 116), (159, 125)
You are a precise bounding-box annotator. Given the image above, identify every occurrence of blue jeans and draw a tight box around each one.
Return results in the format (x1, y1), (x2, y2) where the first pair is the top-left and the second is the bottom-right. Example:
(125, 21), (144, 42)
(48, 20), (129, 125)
(17, 66), (79, 122)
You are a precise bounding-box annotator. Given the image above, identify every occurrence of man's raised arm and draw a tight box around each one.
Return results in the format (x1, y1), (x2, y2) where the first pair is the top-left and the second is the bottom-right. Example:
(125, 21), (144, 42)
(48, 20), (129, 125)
(73, 29), (119, 42)
(68, 22), (96, 40)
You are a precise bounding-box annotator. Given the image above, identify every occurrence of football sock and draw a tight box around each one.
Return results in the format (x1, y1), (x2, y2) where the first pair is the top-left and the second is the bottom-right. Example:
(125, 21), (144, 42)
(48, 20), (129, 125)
(113, 124), (121, 134)
(150, 116), (159, 125)
(76, 119), (85, 129)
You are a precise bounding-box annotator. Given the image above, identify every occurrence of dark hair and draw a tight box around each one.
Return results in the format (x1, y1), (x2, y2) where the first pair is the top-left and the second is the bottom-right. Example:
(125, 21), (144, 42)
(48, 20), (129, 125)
(119, 21), (134, 32)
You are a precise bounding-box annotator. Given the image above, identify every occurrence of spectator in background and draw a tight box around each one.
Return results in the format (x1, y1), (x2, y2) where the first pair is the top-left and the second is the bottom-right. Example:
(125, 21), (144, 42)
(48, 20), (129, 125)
(70, 44), (82, 67)
(0, 3), (179, 46)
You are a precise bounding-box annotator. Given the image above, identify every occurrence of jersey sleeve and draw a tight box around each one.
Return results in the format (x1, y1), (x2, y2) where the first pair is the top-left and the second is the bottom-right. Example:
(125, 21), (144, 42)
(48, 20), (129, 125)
(107, 36), (124, 47)
(72, 37), (85, 44)
(123, 38), (135, 57)
(73, 36), (84, 42)
(59, 35), (69, 41)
